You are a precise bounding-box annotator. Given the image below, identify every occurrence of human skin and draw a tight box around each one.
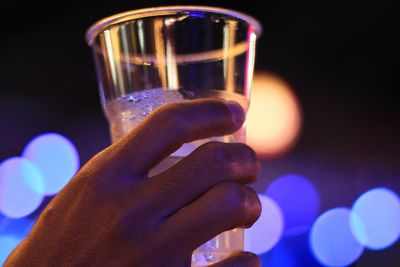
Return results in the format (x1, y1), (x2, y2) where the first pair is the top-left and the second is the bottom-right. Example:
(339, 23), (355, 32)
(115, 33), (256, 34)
(5, 99), (262, 267)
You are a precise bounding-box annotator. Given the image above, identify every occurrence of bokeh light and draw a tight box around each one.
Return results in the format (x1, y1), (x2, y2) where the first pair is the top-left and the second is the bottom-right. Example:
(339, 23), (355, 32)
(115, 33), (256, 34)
(350, 187), (400, 250)
(310, 207), (364, 267)
(261, 232), (320, 267)
(245, 194), (284, 254)
(22, 133), (80, 196)
(0, 157), (44, 218)
(0, 215), (37, 265)
(0, 216), (36, 237)
(247, 72), (302, 157)
(0, 235), (22, 265)
(0, 214), (8, 232)
(265, 174), (320, 236)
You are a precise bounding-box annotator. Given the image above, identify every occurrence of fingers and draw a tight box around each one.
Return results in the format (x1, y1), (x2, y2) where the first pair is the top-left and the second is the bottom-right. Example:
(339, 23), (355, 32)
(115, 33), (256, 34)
(210, 252), (261, 267)
(157, 182), (262, 254)
(145, 142), (259, 217)
(111, 98), (245, 176)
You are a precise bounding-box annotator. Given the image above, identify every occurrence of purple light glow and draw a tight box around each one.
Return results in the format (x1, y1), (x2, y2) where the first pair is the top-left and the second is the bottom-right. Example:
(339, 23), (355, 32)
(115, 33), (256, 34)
(351, 187), (400, 250)
(245, 194), (284, 254)
(310, 207), (364, 267)
(265, 174), (320, 236)
(22, 133), (80, 196)
(261, 232), (320, 267)
(0, 235), (22, 265)
(0, 157), (45, 218)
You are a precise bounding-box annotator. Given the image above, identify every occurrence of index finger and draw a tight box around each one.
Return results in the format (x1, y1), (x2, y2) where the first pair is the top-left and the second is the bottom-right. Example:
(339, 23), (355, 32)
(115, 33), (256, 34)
(111, 98), (245, 176)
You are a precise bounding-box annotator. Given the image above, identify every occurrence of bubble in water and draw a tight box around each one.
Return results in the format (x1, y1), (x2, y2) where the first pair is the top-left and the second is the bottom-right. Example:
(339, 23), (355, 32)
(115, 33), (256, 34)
(203, 239), (217, 262)
(106, 88), (188, 141)
(179, 89), (196, 99)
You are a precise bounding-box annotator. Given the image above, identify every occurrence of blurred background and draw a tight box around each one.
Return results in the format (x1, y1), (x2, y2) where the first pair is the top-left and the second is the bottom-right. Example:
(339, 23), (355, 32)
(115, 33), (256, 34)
(0, 1), (398, 266)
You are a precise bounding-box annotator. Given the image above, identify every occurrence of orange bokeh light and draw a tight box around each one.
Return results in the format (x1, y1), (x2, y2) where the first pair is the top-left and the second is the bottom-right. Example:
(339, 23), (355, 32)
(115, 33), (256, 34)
(246, 72), (302, 157)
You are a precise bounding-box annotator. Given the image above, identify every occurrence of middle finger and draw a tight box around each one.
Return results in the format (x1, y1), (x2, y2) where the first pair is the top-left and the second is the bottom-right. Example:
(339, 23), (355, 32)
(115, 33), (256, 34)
(143, 141), (259, 218)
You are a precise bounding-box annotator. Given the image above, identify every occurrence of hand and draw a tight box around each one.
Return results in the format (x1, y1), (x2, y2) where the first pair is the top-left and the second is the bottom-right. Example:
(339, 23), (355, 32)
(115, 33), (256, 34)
(5, 99), (261, 267)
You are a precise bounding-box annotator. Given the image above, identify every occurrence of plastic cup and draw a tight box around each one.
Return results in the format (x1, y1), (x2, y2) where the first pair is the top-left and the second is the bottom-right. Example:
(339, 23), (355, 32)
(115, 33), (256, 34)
(86, 5), (261, 266)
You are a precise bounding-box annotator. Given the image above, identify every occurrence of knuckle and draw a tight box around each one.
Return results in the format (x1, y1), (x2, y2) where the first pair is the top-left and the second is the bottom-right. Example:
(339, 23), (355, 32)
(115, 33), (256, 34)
(201, 182), (244, 224)
(219, 183), (261, 223)
(237, 143), (258, 162)
(203, 142), (234, 169)
(220, 182), (248, 211)
(231, 143), (258, 169)
(199, 142), (258, 179)
(247, 189), (262, 226)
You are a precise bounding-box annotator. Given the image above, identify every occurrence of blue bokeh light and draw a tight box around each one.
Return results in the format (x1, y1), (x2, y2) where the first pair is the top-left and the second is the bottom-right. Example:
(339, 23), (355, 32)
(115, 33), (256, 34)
(350, 187), (400, 250)
(0, 216), (36, 237)
(0, 235), (22, 265)
(261, 231), (320, 267)
(22, 133), (80, 195)
(310, 207), (364, 267)
(265, 174), (320, 236)
(0, 158), (45, 218)
(245, 194), (284, 254)
(0, 215), (37, 265)
(0, 214), (8, 232)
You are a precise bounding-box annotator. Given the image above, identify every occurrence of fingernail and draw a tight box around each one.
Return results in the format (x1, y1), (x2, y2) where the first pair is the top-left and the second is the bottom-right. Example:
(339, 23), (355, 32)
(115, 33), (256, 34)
(226, 101), (245, 126)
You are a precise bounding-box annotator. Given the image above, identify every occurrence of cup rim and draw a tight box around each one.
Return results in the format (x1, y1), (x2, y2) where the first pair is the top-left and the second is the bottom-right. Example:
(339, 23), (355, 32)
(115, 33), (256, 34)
(85, 5), (263, 45)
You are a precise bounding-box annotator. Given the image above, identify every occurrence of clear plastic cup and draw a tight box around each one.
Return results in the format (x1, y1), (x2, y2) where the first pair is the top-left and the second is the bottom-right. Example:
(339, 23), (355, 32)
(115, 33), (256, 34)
(85, 6), (261, 266)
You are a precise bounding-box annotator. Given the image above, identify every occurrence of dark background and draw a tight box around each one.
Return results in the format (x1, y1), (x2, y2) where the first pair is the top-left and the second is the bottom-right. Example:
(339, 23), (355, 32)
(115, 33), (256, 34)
(0, 1), (398, 266)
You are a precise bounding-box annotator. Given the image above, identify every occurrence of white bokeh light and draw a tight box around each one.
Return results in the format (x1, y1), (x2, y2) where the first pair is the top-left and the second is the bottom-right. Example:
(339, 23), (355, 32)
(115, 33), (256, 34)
(247, 72), (301, 157)
(22, 133), (80, 196)
(310, 207), (364, 267)
(245, 194), (284, 254)
(0, 157), (45, 218)
(351, 187), (400, 250)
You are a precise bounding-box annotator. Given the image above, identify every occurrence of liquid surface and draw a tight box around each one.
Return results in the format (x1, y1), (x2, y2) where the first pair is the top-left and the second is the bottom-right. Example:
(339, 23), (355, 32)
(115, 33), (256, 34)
(105, 88), (247, 151)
